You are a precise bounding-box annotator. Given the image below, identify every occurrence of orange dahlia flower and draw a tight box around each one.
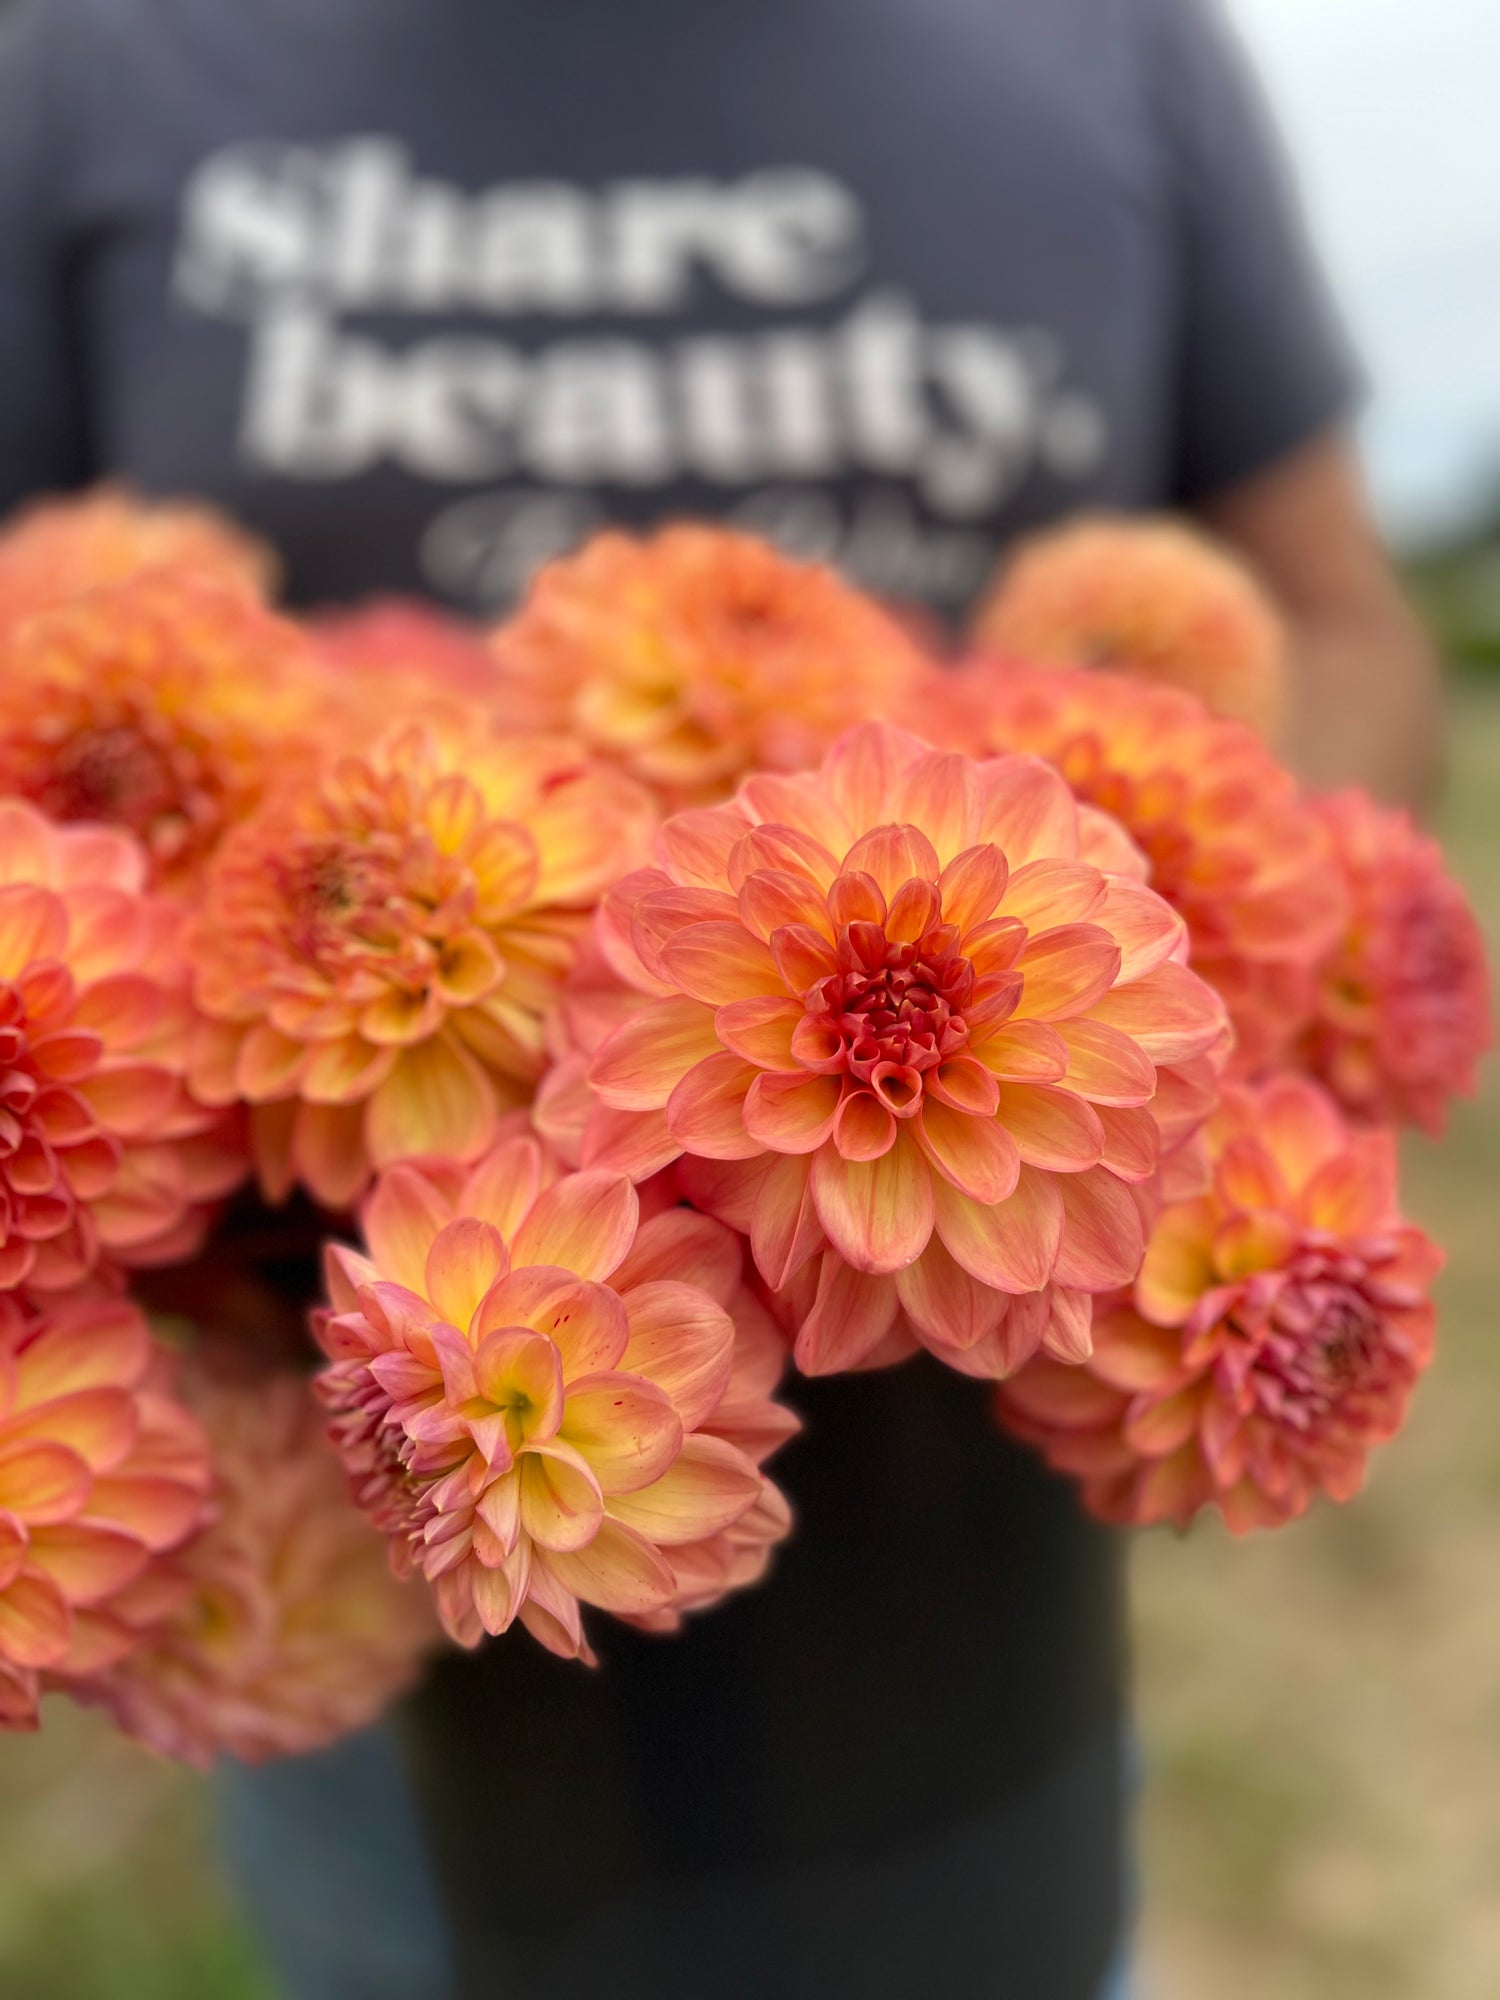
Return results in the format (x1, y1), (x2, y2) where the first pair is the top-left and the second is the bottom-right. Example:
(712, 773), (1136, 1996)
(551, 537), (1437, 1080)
(315, 1135), (795, 1662)
(971, 515), (1286, 734)
(188, 722), (654, 1210)
(0, 1291), (213, 1728)
(946, 664), (1346, 1075)
(311, 597), (503, 709)
(0, 803), (245, 1291)
(0, 487), (275, 636)
(490, 526), (932, 809)
(0, 569), (321, 894)
(998, 1078), (1441, 1531)
(581, 721), (1229, 1380)
(88, 1364), (437, 1767)
(1298, 791), (1491, 1136)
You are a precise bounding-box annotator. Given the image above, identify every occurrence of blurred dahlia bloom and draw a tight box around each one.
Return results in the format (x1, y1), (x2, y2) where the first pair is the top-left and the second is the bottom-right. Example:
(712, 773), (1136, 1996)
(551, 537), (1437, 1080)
(188, 722), (654, 1210)
(490, 526), (932, 809)
(311, 597), (504, 711)
(971, 515), (1286, 734)
(0, 803), (245, 1291)
(315, 1136), (796, 1661)
(0, 487), (275, 636)
(1299, 791), (1491, 1136)
(0, 1291), (213, 1729)
(944, 665), (1347, 1074)
(998, 1078), (1441, 1531)
(578, 721), (1229, 1380)
(0, 569), (320, 894)
(90, 1364), (437, 1767)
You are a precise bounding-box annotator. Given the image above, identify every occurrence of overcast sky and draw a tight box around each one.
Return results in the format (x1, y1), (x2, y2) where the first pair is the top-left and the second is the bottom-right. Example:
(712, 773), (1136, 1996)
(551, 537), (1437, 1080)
(1229, 0), (1500, 548)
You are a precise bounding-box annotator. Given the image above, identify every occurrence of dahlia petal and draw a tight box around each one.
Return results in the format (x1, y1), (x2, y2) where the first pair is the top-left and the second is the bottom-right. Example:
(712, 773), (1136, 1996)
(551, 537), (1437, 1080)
(841, 823), (941, 900)
(23, 1522), (150, 1605)
(3, 1389), (137, 1475)
(12, 1299), (149, 1400)
(747, 1150), (827, 1290)
(832, 1089), (897, 1163)
(0, 885), (68, 979)
(589, 996), (721, 1110)
(1097, 1105), (1161, 1183)
(618, 1281), (737, 1431)
(654, 809), (747, 891)
(362, 1164), (455, 1294)
(938, 844), (1009, 933)
(426, 1219), (510, 1333)
(770, 922), (839, 991)
(822, 721), (923, 829)
(918, 1100), (1020, 1204)
(0, 1573), (72, 1668)
(791, 1255), (900, 1375)
(606, 1434), (762, 1544)
(997, 1092), (1104, 1185)
(518, 1441), (605, 1552)
(895, 1235), (1008, 1354)
(0, 1442), (92, 1523)
(458, 1135), (546, 1239)
(1054, 1168), (1147, 1291)
(1301, 1132), (1397, 1236)
(67, 972), (163, 1044)
(1056, 1021), (1157, 1107)
(976, 754), (1079, 865)
(479, 1272), (630, 1378)
(559, 1372), (683, 1495)
(543, 1515), (676, 1614)
(1040, 1287), (1095, 1364)
(1089, 962), (1229, 1062)
(665, 1054), (761, 1160)
(810, 1128), (933, 1274)
(888, 750), (982, 862)
(660, 921), (780, 1005)
(359, 983), (445, 1048)
(300, 1035), (399, 1105)
(1123, 1382), (1205, 1457)
(924, 1056), (1001, 1118)
(292, 1100), (377, 1209)
(1088, 1313), (1189, 1392)
(1212, 1136), (1289, 1215)
(714, 994), (802, 1069)
(743, 1071), (842, 1154)
(631, 889), (743, 980)
(737, 870), (834, 943)
(233, 1022), (308, 1100)
(931, 1167), (1063, 1293)
(509, 1170), (639, 1283)
(469, 1556), (521, 1636)
(365, 1033), (499, 1170)
(969, 1019), (1069, 1083)
(1211, 1210), (1297, 1281)
(81, 1474), (208, 1551)
(1135, 1199), (1217, 1325)
(77, 1064), (179, 1136)
(611, 1209), (741, 1305)
(738, 776), (853, 857)
(999, 859), (1106, 930)
(826, 870), (887, 931)
(1014, 926), (1122, 1021)
(726, 823), (840, 896)
(474, 1331), (565, 1445)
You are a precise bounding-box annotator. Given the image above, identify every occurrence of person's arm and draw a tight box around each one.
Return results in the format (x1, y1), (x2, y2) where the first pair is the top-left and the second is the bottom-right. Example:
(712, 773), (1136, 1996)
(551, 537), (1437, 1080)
(1148, 0), (1440, 807)
(1197, 432), (1443, 809)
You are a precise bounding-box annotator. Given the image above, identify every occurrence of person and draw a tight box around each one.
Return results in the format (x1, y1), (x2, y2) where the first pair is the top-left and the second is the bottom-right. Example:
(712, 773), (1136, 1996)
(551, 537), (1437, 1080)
(0, 2), (1440, 1995)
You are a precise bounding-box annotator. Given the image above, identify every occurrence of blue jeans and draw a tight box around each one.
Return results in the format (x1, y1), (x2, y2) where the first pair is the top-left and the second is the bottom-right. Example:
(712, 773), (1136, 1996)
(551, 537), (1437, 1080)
(218, 1723), (1139, 2000)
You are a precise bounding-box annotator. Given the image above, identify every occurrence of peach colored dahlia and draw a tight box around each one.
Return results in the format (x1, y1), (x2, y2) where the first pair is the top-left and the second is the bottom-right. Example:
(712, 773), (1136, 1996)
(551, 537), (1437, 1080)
(0, 487), (275, 636)
(311, 597), (503, 709)
(0, 1291), (213, 1729)
(944, 664), (1347, 1075)
(0, 569), (321, 894)
(490, 526), (932, 810)
(89, 1364), (437, 1767)
(0, 803), (245, 1291)
(971, 514), (1286, 734)
(581, 721), (1229, 1380)
(188, 722), (654, 1211)
(1298, 791), (1491, 1136)
(315, 1136), (795, 1662)
(998, 1078), (1441, 1531)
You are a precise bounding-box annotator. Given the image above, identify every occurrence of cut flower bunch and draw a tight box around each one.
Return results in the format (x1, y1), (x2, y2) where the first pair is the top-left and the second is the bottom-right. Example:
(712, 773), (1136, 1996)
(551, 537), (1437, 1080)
(0, 490), (1482, 1766)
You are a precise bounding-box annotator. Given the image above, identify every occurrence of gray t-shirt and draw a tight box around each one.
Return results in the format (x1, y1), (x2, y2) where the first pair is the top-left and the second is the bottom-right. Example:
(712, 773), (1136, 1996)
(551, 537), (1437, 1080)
(0, 0), (1353, 618)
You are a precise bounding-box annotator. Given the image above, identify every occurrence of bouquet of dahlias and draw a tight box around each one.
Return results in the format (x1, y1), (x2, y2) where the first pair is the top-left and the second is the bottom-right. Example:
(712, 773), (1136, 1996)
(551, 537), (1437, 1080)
(0, 490), (1485, 1762)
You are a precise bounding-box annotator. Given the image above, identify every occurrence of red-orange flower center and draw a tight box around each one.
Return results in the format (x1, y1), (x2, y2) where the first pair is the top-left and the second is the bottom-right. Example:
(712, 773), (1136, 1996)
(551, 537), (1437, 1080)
(806, 921), (976, 1103)
(1223, 1251), (1400, 1432)
(45, 718), (187, 834)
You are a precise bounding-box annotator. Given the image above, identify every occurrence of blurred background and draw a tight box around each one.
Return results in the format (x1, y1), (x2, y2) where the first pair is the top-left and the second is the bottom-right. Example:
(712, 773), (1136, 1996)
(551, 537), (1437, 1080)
(1, 2), (1498, 1995)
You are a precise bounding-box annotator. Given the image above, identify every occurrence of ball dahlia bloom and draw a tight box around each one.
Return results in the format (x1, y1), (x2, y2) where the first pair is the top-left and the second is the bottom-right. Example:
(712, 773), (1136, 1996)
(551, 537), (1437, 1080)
(315, 1136), (796, 1661)
(0, 802), (245, 1291)
(1298, 791), (1491, 1136)
(580, 721), (1229, 1380)
(944, 665), (1347, 1075)
(0, 486), (275, 635)
(0, 569), (320, 894)
(490, 526), (932, 809)
(0, 1291), (214, 1729)
(88, 1364), (438, 1767)
(971, 515), (1287, 733)
(998, 1078), (1441, 1531)
(188, 722), (654, 1210)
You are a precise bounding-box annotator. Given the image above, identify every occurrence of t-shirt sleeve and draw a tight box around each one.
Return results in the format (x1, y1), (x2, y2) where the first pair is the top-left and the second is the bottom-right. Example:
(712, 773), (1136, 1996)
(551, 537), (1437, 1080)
(1150, 0), (1362, 502)
(0, 0), (90, 513)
